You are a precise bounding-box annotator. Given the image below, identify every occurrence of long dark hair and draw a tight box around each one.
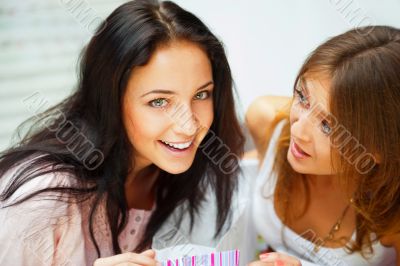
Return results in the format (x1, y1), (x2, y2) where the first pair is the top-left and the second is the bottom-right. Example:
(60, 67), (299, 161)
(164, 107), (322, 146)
(0, 0), (244, 257)
(273, 25), (400, 255)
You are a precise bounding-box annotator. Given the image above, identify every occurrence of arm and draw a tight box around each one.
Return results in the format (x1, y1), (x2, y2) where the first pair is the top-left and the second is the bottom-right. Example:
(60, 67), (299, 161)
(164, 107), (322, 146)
(245, 96), (291, 164)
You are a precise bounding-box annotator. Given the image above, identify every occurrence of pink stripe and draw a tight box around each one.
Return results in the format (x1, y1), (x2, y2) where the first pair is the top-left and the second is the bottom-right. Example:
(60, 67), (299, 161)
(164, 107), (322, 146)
(211, 253), (215, 266)
(192, 256), (195, 266)
(167, 260), (172, 266)
(235, 250), (239, 266)
(220, 252), (222, 266)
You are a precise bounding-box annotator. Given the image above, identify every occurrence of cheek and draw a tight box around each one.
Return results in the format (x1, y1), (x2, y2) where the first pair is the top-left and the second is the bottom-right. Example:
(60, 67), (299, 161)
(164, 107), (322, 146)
(289, 103), (300, 124)
(193, 101), (214, 129)
(124, 106), (170, 145)
(314, 137), (338, 175)
(315, 136), (332, 164)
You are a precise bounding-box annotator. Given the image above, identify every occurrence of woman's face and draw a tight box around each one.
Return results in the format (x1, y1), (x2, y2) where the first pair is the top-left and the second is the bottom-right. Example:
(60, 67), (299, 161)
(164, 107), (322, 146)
(123, 40), (214, 174)
(287, 73), (337, 176)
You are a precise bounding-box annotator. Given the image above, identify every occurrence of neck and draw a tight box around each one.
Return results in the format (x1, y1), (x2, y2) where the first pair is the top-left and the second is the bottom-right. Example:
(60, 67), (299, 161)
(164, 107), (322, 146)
(307, 174), (355, 199)
(124, 164), (159, 210)
(307, 174), (337, 188)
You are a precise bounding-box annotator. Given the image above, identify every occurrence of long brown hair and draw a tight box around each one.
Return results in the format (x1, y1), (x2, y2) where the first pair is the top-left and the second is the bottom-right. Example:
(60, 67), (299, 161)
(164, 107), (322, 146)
(273, 25), (400, 255)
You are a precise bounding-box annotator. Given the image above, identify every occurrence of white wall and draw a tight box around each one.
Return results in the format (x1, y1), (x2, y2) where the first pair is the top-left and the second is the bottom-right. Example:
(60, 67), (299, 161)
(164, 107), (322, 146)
(1, 0), (400, 150)
(0, 0), (126, 150)
(172, 0), (400, 113)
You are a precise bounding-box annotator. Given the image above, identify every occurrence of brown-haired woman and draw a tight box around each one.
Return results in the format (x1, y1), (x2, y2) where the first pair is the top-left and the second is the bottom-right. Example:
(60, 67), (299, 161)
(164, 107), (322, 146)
(247, 26), (400, 266)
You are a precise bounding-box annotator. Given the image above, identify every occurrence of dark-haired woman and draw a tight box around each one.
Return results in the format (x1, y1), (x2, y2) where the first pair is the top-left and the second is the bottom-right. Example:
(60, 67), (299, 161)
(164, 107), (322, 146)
(247, 26), (400, 265)
(0, 1), (244, 265)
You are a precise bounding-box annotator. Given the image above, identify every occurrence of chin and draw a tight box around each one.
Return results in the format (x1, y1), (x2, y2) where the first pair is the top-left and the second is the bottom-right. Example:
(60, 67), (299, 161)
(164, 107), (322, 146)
(288, 163), (307, 174)
(287, 152), (310, 174)
(158, 162), (192, 174)
(287, 152), (334, 175)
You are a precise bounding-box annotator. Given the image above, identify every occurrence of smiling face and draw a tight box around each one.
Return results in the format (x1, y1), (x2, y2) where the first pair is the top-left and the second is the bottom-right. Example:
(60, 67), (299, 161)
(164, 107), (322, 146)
(287, 73), (337, 176)
(122, 40), (214, 174)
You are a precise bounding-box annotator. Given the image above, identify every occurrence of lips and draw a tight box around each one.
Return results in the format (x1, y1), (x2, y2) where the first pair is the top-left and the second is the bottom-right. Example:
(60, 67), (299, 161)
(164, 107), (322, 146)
(290, 140), (311, 159)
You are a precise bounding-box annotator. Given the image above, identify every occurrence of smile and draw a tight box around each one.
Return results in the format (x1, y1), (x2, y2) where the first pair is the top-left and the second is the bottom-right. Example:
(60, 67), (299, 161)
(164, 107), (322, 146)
(290, 140), (311, 159)
(159, 140), (193, 150)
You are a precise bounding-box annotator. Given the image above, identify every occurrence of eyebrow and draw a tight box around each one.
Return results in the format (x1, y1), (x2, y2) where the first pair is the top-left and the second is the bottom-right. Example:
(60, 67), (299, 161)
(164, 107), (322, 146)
(140, 81), (214, 98)
(301, 78), (331, 117)
(298, 77), (310, 95)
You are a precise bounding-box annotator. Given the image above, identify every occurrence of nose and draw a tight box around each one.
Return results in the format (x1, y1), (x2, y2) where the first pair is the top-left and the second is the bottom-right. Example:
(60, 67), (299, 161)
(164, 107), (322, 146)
(291, 110), (312, 143)
(169, 102), (199, 136)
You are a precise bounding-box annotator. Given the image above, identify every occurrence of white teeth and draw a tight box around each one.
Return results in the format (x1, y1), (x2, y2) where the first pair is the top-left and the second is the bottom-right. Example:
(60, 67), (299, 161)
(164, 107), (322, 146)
(161, 140), (192, 150)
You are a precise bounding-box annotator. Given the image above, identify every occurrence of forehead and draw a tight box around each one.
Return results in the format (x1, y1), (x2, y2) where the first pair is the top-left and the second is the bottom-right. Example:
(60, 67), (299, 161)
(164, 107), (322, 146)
(126, 40), (212, 95)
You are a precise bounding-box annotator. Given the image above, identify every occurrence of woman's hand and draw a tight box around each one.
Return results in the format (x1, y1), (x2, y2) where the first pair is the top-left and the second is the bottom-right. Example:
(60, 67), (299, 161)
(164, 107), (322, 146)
(94, 249), (160, 266)
(248, 252), (302, 266)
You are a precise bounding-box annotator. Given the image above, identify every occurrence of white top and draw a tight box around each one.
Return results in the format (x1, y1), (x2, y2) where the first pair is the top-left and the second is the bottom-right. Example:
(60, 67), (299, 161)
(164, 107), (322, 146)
(152, 160), (259, 265)
(252, 120), (397, 266)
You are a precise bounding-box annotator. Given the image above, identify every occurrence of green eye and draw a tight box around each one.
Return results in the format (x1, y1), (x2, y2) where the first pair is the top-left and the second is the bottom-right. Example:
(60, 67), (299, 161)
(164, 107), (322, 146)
(149, 98), (168, 108)
(194, 91), (209, 100)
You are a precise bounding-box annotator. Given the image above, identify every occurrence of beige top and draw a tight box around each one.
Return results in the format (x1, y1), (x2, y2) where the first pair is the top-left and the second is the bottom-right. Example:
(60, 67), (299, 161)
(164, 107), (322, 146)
(0, 159), (152, 266)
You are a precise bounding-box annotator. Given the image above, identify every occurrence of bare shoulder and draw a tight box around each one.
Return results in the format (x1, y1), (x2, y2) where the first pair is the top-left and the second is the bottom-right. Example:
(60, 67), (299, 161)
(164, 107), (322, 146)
(381, 233), (400, 249)
(245, 96), (291, 160)
(245, 95), (291, 133)
(380, 234), (400, 265)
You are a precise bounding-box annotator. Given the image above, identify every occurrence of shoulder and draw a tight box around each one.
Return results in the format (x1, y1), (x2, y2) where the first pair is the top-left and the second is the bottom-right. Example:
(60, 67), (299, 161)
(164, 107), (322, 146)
(381, 233), (400, 250)
(0, 155), (94, 265)
(1, 163), (76, 203)
(0, 161), (85, 250)
(0, 161), (83, 221)
(245, 96), (291, 161)
(0, 154), (85, 223)
(246, 96), (278, 132)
